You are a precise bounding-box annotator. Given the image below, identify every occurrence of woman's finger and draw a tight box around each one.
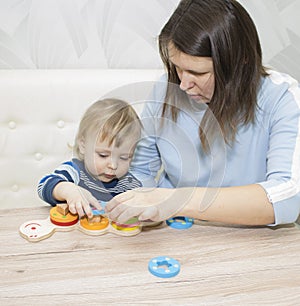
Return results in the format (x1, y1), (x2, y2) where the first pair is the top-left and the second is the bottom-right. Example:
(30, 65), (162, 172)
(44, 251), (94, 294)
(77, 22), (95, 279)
(105, 191), (134, 213)
(105, 197), (120, 213)
(114, 207), (140, 224)
(138, 206), (159, 222)
(113, 206), (155, 224)
(107, 202), (127, 220)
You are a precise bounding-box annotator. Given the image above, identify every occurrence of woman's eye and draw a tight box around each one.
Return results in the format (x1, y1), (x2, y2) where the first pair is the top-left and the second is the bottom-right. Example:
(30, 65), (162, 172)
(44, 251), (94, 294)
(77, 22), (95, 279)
(98, 153), (108, 158)
(175, 67), (182, 75)
(120, 156), (131, 161)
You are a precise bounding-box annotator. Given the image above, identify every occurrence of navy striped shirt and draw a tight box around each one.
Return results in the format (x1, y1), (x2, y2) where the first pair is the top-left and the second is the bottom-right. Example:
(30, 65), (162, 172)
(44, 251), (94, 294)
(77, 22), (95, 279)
(38, 158), (141, 206)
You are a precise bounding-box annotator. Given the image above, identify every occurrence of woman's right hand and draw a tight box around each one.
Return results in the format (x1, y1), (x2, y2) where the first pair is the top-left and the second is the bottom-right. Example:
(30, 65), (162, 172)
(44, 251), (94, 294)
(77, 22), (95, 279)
(105, 187), (194, 223)
(53, 182), (102, 218)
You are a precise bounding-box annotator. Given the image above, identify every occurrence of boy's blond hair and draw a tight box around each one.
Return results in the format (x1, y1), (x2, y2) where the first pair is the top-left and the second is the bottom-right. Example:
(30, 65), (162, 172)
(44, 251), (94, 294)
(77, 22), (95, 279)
(74, 98), (142, 160)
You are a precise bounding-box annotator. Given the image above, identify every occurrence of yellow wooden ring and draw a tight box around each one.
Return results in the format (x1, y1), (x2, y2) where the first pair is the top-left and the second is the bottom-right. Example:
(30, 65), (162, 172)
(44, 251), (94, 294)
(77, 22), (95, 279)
(111, 221), (140, 231)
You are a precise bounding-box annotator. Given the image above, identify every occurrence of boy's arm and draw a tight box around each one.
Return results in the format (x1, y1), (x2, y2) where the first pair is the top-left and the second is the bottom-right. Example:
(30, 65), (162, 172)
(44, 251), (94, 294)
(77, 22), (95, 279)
(52, 181), (102, 218)
(37, 161), (79, 206)
(37, 175), (69, 206)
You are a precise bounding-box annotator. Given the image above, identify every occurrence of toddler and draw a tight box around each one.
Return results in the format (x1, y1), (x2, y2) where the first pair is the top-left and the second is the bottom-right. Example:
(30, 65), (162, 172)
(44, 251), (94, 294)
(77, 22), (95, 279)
(38, 98), (142, 218)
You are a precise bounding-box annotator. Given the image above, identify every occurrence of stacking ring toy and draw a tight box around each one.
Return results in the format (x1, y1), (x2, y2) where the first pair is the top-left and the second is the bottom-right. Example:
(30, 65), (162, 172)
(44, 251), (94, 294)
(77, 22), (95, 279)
(91, 201), (107, 216)
(114, 217), (140, 228)
(19, 205), (143, 242)
(148, 256), (180, 278)
(49, 207), (79, 226)
(166, 216), (194, 229)
(79, 215), (110, 234)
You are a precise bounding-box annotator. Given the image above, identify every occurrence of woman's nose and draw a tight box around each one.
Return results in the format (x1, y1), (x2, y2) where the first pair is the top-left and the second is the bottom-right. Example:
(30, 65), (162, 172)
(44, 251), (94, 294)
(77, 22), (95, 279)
(179, 71), (194, 91)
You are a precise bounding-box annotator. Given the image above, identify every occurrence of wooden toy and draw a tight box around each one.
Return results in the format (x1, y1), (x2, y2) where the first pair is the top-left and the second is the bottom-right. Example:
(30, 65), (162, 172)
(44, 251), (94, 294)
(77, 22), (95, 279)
(148, 256), (180, 278)
(19, 206), (142, 242)
(55, 203), (69, 215)
(166, 216), (194, 229)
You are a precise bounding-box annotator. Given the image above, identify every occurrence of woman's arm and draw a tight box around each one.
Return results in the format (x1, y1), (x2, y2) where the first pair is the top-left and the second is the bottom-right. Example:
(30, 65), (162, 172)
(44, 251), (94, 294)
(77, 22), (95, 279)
(105, 184), (275, 226)
(180, 184), (274, 225)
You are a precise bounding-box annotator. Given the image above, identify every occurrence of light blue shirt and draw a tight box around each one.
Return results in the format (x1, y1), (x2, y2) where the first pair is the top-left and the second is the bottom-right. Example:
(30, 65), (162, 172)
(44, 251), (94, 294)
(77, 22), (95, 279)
(130, 70), (300, 225)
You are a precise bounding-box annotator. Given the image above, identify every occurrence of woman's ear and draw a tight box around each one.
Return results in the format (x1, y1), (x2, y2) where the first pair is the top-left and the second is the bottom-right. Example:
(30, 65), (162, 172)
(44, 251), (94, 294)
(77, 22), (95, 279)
(78, 137), (85, 155)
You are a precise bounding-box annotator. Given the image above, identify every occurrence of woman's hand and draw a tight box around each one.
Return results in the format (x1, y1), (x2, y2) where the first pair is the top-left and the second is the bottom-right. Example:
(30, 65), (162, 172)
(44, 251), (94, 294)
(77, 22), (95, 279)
(53, 182), (102, 218)
(105, 187), (194, 223)
(105, 184), (275, 226)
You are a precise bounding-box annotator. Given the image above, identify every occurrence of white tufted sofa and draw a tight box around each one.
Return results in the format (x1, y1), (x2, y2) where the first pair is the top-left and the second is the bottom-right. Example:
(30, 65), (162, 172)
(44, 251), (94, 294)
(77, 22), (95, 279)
(0, 69), (163, 209)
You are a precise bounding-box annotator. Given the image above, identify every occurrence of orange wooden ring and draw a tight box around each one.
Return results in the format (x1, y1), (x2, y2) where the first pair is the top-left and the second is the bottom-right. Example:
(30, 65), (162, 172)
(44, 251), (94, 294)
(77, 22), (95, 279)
(80, 215), (109, 231)
(49, 207), (78, 226)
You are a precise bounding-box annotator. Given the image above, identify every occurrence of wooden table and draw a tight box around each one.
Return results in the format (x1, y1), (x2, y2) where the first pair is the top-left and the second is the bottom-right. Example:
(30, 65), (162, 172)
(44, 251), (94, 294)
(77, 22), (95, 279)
(0, 207), (300, 305)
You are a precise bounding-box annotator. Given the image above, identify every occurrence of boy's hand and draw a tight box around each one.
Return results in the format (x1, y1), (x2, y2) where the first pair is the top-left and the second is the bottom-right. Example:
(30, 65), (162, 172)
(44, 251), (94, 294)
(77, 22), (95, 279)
(53, 182), (102, 218)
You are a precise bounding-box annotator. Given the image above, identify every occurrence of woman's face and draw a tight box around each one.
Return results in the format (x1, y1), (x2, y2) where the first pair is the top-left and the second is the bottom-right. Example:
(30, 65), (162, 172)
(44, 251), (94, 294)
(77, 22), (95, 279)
(168, 43), (215, 104)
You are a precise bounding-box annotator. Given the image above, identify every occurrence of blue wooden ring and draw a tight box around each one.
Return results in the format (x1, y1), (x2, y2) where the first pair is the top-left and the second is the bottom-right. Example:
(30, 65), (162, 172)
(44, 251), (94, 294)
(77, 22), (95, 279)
(148, 256), (180, 278)
(91, 201), (107, 215)
(166, 216), (194, 229)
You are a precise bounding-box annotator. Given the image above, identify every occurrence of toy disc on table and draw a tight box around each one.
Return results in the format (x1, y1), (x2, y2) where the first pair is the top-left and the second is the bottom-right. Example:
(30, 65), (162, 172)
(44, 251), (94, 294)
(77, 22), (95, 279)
(166, 216), (194, 229)
(49, 207), (79, 226)
(148, 256), (180, 278)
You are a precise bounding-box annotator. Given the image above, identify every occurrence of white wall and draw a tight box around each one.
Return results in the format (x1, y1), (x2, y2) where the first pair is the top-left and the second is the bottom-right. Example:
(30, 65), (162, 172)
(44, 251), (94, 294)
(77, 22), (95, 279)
(0, 0), (299, 79)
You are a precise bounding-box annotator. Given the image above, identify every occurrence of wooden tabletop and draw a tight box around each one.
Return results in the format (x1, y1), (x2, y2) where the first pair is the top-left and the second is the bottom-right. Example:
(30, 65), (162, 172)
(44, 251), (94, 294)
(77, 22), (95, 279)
(0, 207), (300, 305)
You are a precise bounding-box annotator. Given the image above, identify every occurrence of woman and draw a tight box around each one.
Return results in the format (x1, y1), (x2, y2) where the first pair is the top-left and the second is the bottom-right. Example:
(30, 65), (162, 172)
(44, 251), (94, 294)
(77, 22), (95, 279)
(106, 0), (300, 226)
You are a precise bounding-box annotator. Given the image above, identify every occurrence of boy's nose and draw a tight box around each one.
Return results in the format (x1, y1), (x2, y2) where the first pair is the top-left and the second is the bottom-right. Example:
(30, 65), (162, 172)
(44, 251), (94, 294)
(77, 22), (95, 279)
(108, 159), (117, 170)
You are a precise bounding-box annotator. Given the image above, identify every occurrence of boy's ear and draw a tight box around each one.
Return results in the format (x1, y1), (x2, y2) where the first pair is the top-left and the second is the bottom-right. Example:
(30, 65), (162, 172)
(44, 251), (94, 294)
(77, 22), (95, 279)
(78, 137), (85, 155)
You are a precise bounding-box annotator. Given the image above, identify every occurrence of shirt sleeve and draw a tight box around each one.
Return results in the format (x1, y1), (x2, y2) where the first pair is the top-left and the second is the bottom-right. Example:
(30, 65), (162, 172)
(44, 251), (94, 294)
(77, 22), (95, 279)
(258, 73), (300, 225)
(37, 160), (80, 206)
(130, 77), (167, 187)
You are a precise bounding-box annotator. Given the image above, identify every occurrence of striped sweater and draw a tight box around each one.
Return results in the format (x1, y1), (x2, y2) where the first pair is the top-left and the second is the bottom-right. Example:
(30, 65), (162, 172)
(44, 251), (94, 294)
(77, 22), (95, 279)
(38, 158), (141, 206)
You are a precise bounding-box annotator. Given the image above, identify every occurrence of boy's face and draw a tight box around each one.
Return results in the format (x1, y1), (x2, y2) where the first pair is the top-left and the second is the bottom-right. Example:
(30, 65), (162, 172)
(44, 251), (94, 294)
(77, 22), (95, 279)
(79, 133), (138, 182)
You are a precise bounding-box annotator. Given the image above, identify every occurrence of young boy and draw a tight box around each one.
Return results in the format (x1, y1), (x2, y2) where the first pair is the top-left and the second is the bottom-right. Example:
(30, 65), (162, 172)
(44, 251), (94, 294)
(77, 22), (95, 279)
(38, 98), (142, 218)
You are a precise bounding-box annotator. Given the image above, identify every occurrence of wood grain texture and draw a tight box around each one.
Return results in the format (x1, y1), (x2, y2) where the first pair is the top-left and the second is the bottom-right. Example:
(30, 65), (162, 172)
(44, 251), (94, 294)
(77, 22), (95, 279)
(1, 207), (300, 305)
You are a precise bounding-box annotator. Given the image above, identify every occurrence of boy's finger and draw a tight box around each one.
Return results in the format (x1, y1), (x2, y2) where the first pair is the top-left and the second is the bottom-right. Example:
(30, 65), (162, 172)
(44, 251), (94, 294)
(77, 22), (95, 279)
(90, 198), (103, 211)
(75, 202), (85, 218)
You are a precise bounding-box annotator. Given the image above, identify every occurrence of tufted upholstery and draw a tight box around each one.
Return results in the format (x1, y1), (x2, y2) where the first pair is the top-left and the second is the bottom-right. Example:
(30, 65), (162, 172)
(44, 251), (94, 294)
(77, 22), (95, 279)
(0, 69), (163, 209)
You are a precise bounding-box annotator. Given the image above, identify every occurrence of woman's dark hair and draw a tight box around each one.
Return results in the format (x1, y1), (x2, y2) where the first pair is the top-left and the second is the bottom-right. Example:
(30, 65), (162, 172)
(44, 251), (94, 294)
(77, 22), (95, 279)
(159, 0), (268, 151)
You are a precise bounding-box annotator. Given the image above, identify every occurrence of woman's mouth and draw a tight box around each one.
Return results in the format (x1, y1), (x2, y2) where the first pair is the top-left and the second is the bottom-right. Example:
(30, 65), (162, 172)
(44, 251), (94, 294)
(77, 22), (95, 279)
(187, 94), (209, 103)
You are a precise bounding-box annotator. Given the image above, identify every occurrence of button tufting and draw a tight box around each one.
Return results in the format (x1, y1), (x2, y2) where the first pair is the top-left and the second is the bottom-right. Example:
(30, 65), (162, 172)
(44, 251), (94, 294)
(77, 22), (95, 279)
(57, 120), (65, 128)
(8, 121), (16, 129)
(11, 184), (19, 192)
(35, 152), (43, 161)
